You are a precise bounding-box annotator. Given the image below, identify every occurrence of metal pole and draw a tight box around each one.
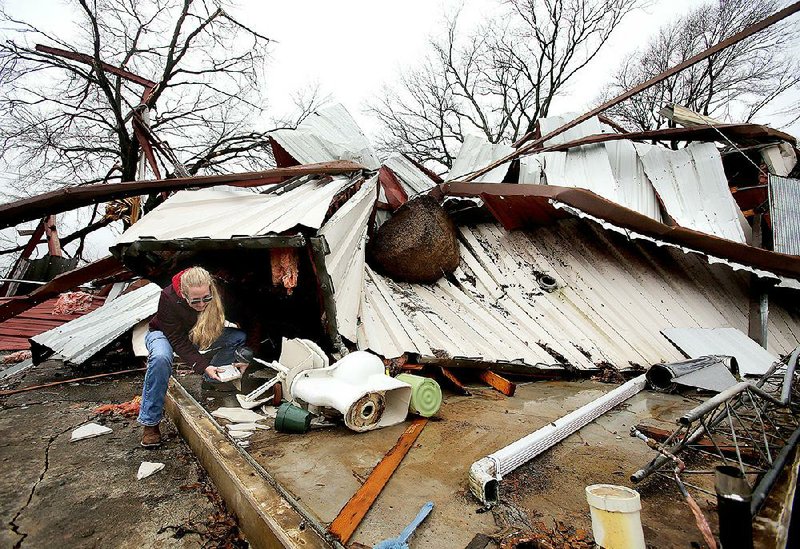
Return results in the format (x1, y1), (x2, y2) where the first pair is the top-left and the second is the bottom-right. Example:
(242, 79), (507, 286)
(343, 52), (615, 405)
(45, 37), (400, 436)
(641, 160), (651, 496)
(715, 465), (753, 549)
(750, 424), (800, 515)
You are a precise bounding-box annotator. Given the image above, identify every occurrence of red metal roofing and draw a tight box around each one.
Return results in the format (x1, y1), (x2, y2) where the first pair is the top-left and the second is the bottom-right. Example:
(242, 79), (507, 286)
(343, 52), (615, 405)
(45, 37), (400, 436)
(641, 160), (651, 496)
(0, 297), (105, 350)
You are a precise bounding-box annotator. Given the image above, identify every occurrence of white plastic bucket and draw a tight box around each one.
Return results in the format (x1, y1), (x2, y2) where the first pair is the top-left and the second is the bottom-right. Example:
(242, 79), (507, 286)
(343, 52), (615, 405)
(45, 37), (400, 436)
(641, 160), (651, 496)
(585, 484), (646, 549)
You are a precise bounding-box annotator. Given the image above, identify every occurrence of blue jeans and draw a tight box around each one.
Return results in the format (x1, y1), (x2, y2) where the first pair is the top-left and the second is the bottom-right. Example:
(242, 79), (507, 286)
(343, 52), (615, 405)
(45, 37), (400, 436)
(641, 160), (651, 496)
(138, 327), (246, 426)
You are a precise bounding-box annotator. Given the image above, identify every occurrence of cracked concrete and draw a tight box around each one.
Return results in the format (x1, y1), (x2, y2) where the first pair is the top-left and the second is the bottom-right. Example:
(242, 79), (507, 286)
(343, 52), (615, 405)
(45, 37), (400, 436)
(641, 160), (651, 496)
(0, 358), (246, 548)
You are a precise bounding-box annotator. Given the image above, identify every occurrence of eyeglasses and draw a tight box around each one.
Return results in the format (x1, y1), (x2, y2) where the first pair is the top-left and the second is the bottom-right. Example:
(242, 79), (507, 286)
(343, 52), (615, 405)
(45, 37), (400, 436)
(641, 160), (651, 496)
(186, 294), (213, 305)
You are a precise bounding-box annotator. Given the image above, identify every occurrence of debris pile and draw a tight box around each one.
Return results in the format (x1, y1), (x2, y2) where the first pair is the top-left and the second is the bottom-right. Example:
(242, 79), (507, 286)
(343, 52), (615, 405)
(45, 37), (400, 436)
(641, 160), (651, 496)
(2, 9), (800, 547)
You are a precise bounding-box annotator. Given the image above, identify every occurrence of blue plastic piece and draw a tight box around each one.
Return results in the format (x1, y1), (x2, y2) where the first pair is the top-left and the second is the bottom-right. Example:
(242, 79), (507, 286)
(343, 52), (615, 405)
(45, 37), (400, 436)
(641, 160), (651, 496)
(373, 501), (434, 549)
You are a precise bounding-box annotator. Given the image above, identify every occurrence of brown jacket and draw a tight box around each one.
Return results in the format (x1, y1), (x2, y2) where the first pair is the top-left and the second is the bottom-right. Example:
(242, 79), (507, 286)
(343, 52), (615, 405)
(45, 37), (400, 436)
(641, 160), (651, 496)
(149, 285), (210, 373)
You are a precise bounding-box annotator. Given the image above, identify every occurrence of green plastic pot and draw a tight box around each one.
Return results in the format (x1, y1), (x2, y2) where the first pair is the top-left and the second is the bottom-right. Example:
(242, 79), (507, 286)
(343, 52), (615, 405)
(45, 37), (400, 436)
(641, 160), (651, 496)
(275, 402), (312, 433)
(396, 374), (442, 417)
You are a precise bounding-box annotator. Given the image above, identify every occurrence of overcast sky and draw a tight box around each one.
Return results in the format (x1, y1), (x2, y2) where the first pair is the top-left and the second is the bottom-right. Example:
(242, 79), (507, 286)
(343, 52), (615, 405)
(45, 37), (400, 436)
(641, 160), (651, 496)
(236, 0), (715, 136)
(4, 0), (796, 136)
(1, 0), (798, 266)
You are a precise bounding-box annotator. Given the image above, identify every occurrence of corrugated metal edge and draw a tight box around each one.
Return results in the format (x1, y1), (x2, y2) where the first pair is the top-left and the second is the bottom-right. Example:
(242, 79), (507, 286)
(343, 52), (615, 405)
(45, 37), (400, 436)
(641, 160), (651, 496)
(382, 154), (437, 196)
(550, 200), (789, 282)
(660, 327), (778, 377)
(115, 178), (351, 244)
(269, 104), (380, 170)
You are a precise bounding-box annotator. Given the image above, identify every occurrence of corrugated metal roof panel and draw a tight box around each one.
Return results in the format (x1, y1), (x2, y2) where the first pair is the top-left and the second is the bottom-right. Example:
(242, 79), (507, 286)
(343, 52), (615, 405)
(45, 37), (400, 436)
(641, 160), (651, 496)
(636, 142), (750, 243)
(660, 327), (778, 377)
(518, 156), (544, 184)
(769, 175), (800, 256)
(269, 104), (380, 170)
(30, 284), (160, 365)
(0, 297), (105, 350)
(528, 116), (663, 222)
(446, 135), (514, 183)
(115, 177), (352, 244)
(356, 220), (800, 368)
(539, 114), (612, 146)
(319, 175), (378, 341)
(605, 140), (663, 222)
(382, 154), (437, 196)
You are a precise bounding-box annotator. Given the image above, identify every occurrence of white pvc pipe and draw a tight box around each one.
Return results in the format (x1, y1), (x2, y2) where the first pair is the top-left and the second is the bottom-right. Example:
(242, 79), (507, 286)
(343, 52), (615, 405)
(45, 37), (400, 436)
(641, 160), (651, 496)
(470, 375), (647, 504)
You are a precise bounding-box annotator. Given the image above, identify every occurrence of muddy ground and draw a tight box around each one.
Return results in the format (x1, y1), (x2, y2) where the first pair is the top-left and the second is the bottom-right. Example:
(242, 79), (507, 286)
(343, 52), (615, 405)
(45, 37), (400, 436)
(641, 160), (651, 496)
(0, 358), (247, 549)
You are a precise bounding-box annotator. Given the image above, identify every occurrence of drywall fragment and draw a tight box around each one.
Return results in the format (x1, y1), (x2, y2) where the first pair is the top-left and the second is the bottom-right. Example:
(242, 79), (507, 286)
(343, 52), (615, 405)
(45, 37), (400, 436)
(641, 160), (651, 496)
(229, 430), (253, 440)
(226, 423), (269, 431)
(137, 461), (165, 480)
(260, 405), (279, 419)
(70, 422), (112, 442)
(211, 407), (266, 423)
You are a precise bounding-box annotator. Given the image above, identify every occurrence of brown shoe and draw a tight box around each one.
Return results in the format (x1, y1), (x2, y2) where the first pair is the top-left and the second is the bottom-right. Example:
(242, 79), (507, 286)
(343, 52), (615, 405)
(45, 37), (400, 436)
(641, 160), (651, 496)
(141, 424), (161, 448)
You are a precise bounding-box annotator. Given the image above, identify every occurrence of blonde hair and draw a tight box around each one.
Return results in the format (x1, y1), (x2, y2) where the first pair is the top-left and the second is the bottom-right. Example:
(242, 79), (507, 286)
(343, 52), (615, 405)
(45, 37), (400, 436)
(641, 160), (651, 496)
(181, 267), (225, 350)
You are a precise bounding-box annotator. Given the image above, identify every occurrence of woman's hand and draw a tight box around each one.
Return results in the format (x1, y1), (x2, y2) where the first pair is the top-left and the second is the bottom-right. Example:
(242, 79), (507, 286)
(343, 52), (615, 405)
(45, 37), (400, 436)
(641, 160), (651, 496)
(204, 365), (222, 381)
(234, 362), (248, 374)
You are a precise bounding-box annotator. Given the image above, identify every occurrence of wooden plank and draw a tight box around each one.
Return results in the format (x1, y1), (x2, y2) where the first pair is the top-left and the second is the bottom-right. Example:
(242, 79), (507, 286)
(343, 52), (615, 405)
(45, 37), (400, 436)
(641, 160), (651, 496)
(438, 366), (471, 396)
(478, 370), (516, 397)
(328, 418), (428, 544)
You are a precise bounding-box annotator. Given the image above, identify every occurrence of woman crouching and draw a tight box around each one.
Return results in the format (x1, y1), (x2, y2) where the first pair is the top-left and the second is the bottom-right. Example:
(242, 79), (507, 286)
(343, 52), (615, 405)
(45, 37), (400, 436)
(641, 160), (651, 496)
(138, 266), (247, 448)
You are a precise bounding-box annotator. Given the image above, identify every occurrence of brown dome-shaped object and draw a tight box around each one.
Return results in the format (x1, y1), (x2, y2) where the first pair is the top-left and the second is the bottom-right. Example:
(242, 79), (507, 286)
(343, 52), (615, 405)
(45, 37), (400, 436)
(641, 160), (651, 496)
(367, 195), (460, 283)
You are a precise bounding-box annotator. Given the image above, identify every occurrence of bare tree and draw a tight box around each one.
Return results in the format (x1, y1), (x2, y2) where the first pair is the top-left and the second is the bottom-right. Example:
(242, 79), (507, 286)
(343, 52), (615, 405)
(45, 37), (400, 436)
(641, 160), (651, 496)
(0, 0), (321, 202)
(369, 0), (641, 171)
(601, 0), (800, 131)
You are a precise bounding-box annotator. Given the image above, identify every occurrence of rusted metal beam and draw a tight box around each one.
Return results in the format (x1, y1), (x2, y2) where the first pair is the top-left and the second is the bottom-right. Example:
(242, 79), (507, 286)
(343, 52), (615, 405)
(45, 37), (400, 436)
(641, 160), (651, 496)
(0, 256), (126, 323)
(461, 1), (800, 182)
(0, 367), (146, 397)
(328, 418), (427, 544)
(540, 124), (795, 153)
(377, 166), (409, 209)
(634, 424), (758, 461)
(442, 182), (800, 280)
(0, 161), (365, 230)
(35, 44), (157, 89)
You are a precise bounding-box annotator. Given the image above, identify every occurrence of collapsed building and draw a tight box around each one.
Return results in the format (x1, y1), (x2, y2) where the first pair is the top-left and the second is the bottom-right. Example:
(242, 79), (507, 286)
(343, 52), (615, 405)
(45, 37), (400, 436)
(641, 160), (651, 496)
(1, 98), (799, 548)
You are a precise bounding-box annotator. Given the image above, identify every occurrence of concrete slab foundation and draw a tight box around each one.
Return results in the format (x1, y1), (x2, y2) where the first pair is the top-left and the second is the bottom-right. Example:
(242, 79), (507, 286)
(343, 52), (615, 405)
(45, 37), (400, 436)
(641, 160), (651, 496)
(174, 375), (726, 548)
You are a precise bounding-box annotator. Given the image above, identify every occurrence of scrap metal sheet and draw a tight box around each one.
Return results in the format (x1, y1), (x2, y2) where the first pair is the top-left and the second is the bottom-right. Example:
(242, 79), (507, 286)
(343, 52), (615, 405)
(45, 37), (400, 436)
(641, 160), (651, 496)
(636, 142), (750, 243)
(661, 327), (779, 377)
(527, 115), (662, 221)
(356, 221), (800, 369)
(30, 284), (161, 365)
(115, 177), (352, 244)
(269, 103), (380, 170)
(769, 175), (800, 256)
(318, 176), (378, 341)
(447, 135), (514, 183)
(382, 154), (437, 197)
